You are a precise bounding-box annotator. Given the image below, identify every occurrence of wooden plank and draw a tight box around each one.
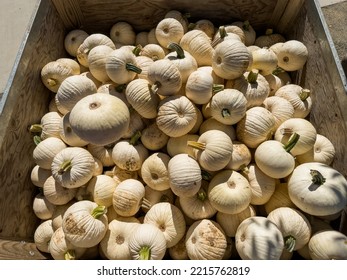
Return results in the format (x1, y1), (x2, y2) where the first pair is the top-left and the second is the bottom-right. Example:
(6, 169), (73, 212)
(268, 0), (289, 28)
(277, 0), (305, 33)
(286, 2), (347, 178)
(71, 0), (278, 33)
(0, 0), (66, 240)
(0, 239), (49, 260)
(51, 0), (85, 30)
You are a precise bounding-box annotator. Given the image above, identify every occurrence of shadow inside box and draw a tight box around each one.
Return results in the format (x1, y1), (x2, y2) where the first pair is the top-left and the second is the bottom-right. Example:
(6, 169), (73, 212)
(342, 57), (347, 76)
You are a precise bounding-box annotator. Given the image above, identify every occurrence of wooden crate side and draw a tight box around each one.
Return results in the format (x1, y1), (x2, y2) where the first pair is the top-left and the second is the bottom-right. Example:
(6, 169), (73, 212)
(286, 1), (347, 178)
(0, 239), (48, 260)
(0, 0), (66, 243)
(53, 0), (281, 34)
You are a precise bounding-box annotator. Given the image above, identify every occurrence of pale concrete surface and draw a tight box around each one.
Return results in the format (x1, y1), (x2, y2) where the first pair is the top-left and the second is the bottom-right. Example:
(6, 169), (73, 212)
(0, 0), (346, 95)
(0, 0), (38, 94)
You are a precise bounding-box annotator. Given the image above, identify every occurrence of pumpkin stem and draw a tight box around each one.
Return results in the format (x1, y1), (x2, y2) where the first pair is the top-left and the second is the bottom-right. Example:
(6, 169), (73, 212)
(139, 246), (151, 260)
(47, 78), (57, 87)
(33, 135), (42, 145)
(187, 140), (206, 151)
(125, 63), (142, 74)
(212, 84), (224, 94)
(29, 124), (42, 134)
(272, 66), (285, 76)
(188, 22), (196, 31)
(91, 205), (107, 219)
(242, 20), (250, 31)
(211, 26), (227, 48)
(167, 42), (185, 59)
(247, 70), (259, 84)
(265, 28), (273, 35)
(141, 198), (152, 210)
(284, 235), (296, 253)
(58, 160), (73, 174)
(201, 170), (213, 181)
(116, 84), (127, 93)
(240, 164), (249, 175)
(299, 89), (310, 101)
(196, 188), (207, 201)
(151, 82), (160, 94)
(64, 249), (76, 260)
(279, 127), (294, 136)
(283, 132), (300, 153)
(133, 44), (142, 56)
(104, 170), (114, 177)
(129, 130), (142, 146)
(221, 108), (231, 118)
(310, 169), (326, 185)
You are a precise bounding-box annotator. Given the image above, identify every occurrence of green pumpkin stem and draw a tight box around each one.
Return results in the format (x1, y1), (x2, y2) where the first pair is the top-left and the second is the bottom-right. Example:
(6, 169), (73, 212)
(243, 20), (250, 31)
(64, 249), (76, 260)
(91, 205), (107, 219)
(58, 160), (72, 174)
(212, 84), (224, 94)
(33, 135), (42, 145)
(167, 42), (185, 59)
(133, 44), (142, 56)
(188, 22), (196, 31)
(247, 70), (259, 84)
(299, 89), (310, 101)
(139, 246), (151, 260)
(116, 84), (127, 93)
(47, 78), (57, 87)
(284, 235), (296, 253)
(310, 169), (326, 185)
(126, 63), (142, 74)
(283, 132), (300, 153)
(197, 189), (207, 201)
(201, 170), (213, 181)
(265, 28), (274, 35)
(29, 124), (42, 134)
(272, 66), (285, 76)
(129, 131), (142, 146)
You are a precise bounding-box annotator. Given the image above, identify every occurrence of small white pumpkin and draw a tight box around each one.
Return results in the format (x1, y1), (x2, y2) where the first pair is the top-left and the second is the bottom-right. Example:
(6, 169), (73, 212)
(128, 223), (167, 260)
(155, 17), (185, 48)
(179, 180), (217, 220)
(226, 141), (252, 171)
(287, 162), (347, 216)
(141, 152), (170, 191)
(168, 153), (202, 197)
(140, 122), (170, 151)
(210, 89), (247, 125)
(199, 118), (236, 140)
(34, 219), (55, 253)
(156, 95), (197, 137)
(264, 182), (297, 214)
(49, 227), (86, 260)
(86, 174), (118, 208)
(43, 175), (77, 205)
(99, 218), (140, 260)
(62, 200), (108, 248)
(166, 134), (199, 158)
(110, 21), (136, 46)
(144, 202), (186, 248)
(208, 169), (251, 214)
(295, 134), (336, 165)
(188, 130), (233, 172)
(308, 230), (347, 260)
(112, 179), (145, 217)
(112, 131), (149, 171)
(267, 207), (311, 252)
(185, 219), (227, 260)
(51, 147), (95, 189)
(235, 216), (284, 260)
(69, 93), (130, 146)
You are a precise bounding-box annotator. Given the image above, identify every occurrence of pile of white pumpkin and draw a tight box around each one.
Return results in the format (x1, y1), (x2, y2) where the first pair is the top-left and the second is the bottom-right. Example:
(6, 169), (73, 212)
(31, 10), (347, 260)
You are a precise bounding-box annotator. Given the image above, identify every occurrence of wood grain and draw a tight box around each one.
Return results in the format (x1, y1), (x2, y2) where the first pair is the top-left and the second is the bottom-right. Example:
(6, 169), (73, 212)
(57, 0), (278, 34)
(287, 3), (347, 178)
(0, 239), (49, 260)
(0, 0), (66, 241)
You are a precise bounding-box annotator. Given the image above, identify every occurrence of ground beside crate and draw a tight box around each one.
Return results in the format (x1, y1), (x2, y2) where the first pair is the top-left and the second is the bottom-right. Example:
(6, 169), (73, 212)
(321, 1), (347, 74)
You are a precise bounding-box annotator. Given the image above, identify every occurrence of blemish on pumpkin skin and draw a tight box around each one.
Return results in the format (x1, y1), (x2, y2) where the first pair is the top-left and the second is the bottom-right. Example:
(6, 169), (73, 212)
(64, 214), (86, 236)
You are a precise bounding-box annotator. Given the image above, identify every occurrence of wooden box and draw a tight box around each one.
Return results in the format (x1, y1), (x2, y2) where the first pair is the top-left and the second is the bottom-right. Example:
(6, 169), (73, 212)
(0, 0), (346, 259)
